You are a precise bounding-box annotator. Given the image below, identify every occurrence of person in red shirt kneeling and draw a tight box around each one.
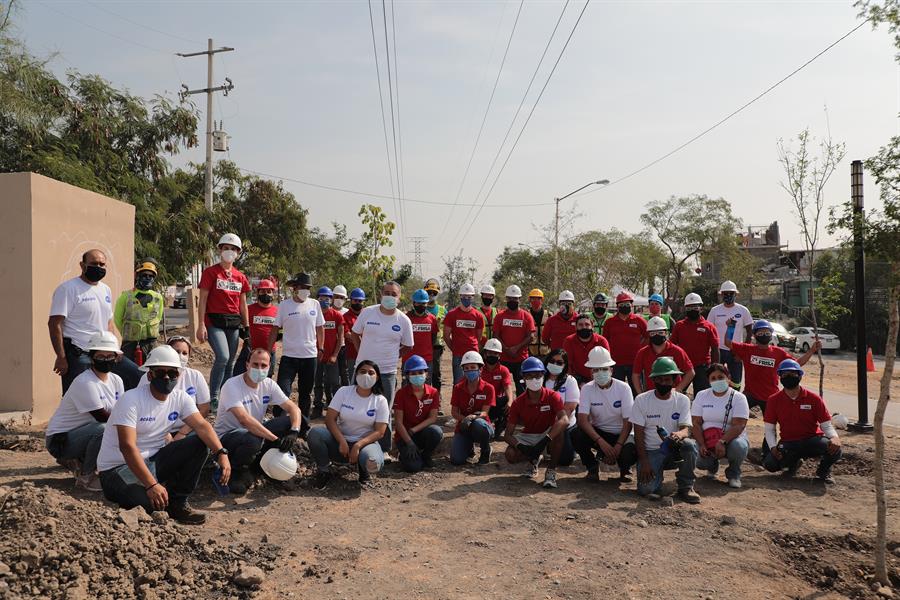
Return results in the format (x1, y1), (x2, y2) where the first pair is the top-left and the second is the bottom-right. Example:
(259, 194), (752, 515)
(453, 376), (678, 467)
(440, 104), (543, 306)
(480, 338), (514, 439)
(450, 351), (496, 465)
(393, 355), (443, 472)
(762, 360), (842, 484)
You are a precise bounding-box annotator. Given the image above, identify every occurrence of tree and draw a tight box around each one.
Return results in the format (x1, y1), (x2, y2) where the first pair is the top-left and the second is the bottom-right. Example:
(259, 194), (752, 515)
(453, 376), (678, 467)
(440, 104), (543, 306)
(441, 253), (478, 308)
(358, 204), (396, 300)
(778, 128), (846, 397)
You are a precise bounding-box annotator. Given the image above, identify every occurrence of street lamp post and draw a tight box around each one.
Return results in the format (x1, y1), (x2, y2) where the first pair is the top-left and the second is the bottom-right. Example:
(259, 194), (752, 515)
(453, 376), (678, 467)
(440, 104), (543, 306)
(553, 179), (610, 295)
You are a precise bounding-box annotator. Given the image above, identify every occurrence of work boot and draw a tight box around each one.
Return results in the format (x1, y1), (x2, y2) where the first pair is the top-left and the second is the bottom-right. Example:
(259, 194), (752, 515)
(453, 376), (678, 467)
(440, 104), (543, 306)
(313, 472), (332, 490)
(229, 468), (253, 495)
(783, 459), (803, 478)
(167, 502), (206, 525)
(584, 468), (600, 483)
(677, 488), (701, 504)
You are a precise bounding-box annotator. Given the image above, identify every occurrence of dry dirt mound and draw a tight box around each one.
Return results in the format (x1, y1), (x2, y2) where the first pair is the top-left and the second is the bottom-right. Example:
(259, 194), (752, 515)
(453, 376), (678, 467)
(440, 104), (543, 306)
(0, 434), (44, 453)
(0, 482), (280, 599)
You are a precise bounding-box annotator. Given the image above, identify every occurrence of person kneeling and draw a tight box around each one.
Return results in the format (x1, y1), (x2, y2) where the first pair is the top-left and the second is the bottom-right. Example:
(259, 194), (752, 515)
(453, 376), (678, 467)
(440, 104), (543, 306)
(308, 360), (389, 489)
(96, 346), (231, 524)
(214, 348), (307, 494)
(394, 355), (443, 472)
(503, 357), (569, 489)
(450, 351), (497, 465)
(691, 363), (750, 489)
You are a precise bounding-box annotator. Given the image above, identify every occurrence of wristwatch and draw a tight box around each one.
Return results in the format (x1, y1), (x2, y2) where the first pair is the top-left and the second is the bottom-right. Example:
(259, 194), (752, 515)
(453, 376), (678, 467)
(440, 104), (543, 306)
(213, 447), (229, 459)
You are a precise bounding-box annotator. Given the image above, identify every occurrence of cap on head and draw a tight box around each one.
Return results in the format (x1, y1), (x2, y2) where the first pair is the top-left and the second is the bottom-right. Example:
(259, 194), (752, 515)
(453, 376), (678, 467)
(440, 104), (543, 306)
(505, 285), (523, 298)
(483, 338), (503, 353)
(87, 331), (123, 354)
(684, 292), (703, 306)
(217, 233), (242, 250)
(520, 356), (546, 374)
(558, 290), (575, 302)
(135, 261), (158, 275)
(460, 350), (484, 366)
(288, 272), (312, 287)
(528, 288), (543, 299)
(411, 289), (429, 303)
(584, 346), (615, 369)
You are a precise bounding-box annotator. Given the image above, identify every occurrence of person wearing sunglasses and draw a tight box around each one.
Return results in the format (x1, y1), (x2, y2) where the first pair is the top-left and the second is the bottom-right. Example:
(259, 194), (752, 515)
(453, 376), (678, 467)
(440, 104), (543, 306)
(96, 346), (231, 525)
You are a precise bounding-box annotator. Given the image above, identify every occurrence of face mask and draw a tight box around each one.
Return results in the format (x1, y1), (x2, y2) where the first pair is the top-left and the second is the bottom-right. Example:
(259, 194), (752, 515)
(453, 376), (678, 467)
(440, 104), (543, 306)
(482, 297), (493, 306)
(686, 309), (701, 320)
(560, 304), (571, 315)
(381, 296), (398, 310)
(710, 379), (730, 394)
(525, 378), (543, 392)
(529, 300), (542, 311)
(150, 376), (178, 395)
(333, 298), (345, 309)
(179, 355), (189, 369)
(357, 373), (377, 389)
(618, 304), (631, 315)
(577, 329), (592, 340)
(593, 370), (612, 386)
(464, 370), (480, 382)
(547, 363), (563, 376)
(84, 265), (106, 282)
(780, 375), (801, 390)
(650, 334), (667, 346)
(649, 304), (661, 315)
(722, 293), (736, 304)
(413, 305), (427, 315)
(136, 275), (155, 291)
(594, 306), (606, 316)
(319, 298), (331, 309)
(409, 374), (427, 387)
(294, 289), (310, 301)
(257, 293), (273, 304)
(484, 355), (500, 365)
(92, 358), (115, 373)
(460, 297), (473, 308)
(755, 334), (772, 345)
(350, 302), (363, 312)
(655, 383), (673, 396)
(507, 300), (519, 311)
(220, 249), (238, 263)
(249, 367), (268, 384)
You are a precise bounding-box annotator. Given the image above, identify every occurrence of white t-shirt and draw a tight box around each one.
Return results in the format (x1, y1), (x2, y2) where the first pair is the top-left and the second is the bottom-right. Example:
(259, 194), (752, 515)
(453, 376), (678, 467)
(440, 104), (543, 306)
(328, 385), (390, 443)
(276, 297), (325, 359)
(49, 277), (114, 351)
(46, 370), (123, 437)
(630, 390), (692, 452)
(690, 388), (750, 442)
(708, 302), (753, 349)
(545, 375), (580, 428)
(96, 386), (199, 471)
(138, 367), (210, 431)
(577, 379), (634, 434)
(214, 375), (289, 435)
(351, 305), (414, 374)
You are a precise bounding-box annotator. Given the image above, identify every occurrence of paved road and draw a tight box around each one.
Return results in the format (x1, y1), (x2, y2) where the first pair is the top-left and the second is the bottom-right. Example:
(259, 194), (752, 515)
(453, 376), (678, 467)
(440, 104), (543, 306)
(821, 388), (900, 428)
(163, 308), (188, 332)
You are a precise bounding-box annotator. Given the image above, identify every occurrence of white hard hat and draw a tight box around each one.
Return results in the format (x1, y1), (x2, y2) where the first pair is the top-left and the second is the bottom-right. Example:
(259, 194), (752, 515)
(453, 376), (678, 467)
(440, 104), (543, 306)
(259, 448), (298, 481)
(460, 350), (484, 366)
(480, 284), (496, 295)
(333, 285), (348, 297)
(217, 233), (242, 250)
(87, 331), (123, 354)
(585, 346), (615, 369)
(558, 290), (575, 302)
(719, 280), (738, 293)
(460, 283), (476, 296)
(504, 285), (522, 298)
(483, 338), (503, 353)
(647, 316), (668, 332)
(142, 345), (182, 369)
(684, 292), (703, 306)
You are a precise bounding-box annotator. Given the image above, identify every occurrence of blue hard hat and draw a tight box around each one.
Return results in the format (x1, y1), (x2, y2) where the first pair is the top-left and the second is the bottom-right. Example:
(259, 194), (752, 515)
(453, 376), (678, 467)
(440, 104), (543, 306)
(649, 293), (664, 304)
(403, 354), (429, 373)
(521, 356), (546, 374)
(753, 319), (773, 332)
(412, 289), (429, 304)
(777, 359), (804, 375)
(317, 286), (333, 297)
(349, 288), (366, 301)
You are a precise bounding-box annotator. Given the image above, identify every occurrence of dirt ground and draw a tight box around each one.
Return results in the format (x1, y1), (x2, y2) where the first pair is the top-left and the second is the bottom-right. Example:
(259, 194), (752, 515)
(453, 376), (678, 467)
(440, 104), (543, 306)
(2, 339), (900, 599)
(801, 352), (900, 400)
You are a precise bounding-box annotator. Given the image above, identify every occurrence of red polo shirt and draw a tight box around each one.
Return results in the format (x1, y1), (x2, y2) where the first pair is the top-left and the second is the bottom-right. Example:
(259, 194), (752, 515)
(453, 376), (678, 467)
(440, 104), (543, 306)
(492, 309), (536, 363)
(602, 314), (648, 366)
(393, 384), (441, 441)
(633, 341), (694, 390)
(248, 303), (278, 350)
(562, 332), (611, 380)
(764, 387), (830, 442)
(730, 342), (793, 401)
(508, 388), (565, 434)
(450, 379), (496, 431)
(404, 311), (437, 363)
(343, 309), (362, 360)
(670, 317), (719, 366)
(444, 307), (485, 356)
(321, 307), (343, 358)
(480, 363), (512, 399)
(542, 311), (578, 350)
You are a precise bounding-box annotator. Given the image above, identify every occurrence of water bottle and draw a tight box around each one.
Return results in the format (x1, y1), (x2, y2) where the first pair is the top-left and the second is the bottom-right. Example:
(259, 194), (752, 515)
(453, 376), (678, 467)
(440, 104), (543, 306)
(657, 425), (671, 456)
(134, 345), (144, 367)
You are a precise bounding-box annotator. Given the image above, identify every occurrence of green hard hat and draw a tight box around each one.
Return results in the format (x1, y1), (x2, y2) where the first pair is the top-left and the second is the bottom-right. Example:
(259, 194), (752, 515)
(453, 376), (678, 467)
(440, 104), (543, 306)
(649, 356), (683, 379)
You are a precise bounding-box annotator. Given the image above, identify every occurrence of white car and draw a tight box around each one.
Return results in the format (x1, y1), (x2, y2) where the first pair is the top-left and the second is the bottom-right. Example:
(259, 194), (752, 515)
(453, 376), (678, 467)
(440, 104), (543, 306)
(789, 327), (840, 353)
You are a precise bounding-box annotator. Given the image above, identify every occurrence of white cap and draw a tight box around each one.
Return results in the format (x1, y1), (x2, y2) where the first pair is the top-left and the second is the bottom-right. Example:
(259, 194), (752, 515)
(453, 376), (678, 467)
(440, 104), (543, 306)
(259, 448), (298, 481)
(460, 283), (476, 296)
(585, 346), (615, 369)
(684, 292), (703, 306)
(460, 350), (484, 366)
(87, 331), (122, 354)
(142, 345), (183, 369)
(217, 233), (242, 250)
(333, 285), (348, 298)
(483, 338), (503, 353)
(719, 280), (738, 293)
(480, 284), (496, 295)
(647, 316), (668, 332)
(504, 285), (522, 298)
(558, 290), (575, 302)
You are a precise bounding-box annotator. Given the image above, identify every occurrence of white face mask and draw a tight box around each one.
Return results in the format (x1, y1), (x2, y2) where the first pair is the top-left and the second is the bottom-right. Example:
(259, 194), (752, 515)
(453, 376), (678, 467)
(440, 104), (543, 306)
(710, 379), (730, 394)
(356, 373), (377, 390)
(249, 367), (268, 384)
(220, 249), (238, 263)
(179, 355), (189, 369)
(593, 370), (612, 386)
(525, 378), (543, 392)
(546, 363), (563, 376)
(333, 298), (345, 309)
(294, 289), (310, 301)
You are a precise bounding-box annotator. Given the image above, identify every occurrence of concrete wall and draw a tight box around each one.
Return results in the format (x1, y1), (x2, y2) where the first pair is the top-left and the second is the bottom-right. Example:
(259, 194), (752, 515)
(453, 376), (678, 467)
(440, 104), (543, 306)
(0, 173), (135, 424)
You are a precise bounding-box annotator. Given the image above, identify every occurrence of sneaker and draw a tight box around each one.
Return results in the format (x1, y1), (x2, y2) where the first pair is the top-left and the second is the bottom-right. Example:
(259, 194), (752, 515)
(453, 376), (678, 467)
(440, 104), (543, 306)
(584, 469), (600, 483)
(783, 459), (803, 478)
(59, 458), (82, 476)
(815, 473), (836, 485)
(618, 471), (633, 483)
(74, 473), (102, 492)
(542, 469), (558, 489)
(167, 502), (206, 525)
(727, 478), (742, 489)
(357, 470), (374, 487)
(522, 460), (540, 479)
(677, 488), (702, 504)
(477, 447), (492, 465)
(313, 472), (332, 490)
(647, 492), (662, 501)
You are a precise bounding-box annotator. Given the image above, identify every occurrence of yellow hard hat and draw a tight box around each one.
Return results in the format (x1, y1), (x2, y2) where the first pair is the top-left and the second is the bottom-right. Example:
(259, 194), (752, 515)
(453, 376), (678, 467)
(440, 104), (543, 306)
(135, 261), (158, 275)
(424, 278), (440, 292)
(528, 288), (544, 299)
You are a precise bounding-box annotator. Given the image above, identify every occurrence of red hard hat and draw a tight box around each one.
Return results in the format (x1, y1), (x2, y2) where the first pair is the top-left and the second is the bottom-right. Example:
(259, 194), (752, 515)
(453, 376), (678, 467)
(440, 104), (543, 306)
(615, 292), (634, 304)
(257, 279), (276, 290)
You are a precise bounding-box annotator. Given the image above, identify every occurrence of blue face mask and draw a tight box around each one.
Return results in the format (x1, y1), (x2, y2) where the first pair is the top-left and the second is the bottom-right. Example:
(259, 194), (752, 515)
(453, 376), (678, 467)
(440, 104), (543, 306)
(464, 369), (480, 382)
(319, 298), (331, 309)
(710, 379), (730, 394)
(409, 374), (427, 387)
(460, 297), (472, 308)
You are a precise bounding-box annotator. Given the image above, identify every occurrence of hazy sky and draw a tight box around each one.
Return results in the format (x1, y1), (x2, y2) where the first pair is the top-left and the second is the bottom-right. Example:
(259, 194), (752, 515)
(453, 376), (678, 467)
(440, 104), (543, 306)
(17, 0), (900, 284)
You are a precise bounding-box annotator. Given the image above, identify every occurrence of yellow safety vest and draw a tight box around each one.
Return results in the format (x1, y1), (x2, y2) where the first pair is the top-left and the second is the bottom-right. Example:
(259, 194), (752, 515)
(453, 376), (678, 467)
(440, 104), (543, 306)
(119, 290), (164, 341)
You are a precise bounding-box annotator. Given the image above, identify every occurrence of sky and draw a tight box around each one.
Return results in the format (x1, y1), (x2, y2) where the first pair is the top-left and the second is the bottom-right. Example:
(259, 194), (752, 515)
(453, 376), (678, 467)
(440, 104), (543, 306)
(15, 0), (900, 284)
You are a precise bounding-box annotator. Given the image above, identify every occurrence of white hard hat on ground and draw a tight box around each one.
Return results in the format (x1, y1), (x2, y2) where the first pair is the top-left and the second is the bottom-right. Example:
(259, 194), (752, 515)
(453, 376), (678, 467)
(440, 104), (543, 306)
(647, 316), (668, 332)
(260, 448), (298, 481)
(217, 233), (242, 250)
(558, 290), (575, 302)
(333, 285), (348, 298)
(719, 280), (738, 293)
(684, 293), (703, 306)
(460, 350), (484, 366)
(142, 345), (182, 369)
(87, 331), (123, 354)
(460, 283), (476, 296)
(480, 284), (496, 295)
(585, 346), (616, 369)
(483, 338), (503, 353)
(504, 285), (522, 298)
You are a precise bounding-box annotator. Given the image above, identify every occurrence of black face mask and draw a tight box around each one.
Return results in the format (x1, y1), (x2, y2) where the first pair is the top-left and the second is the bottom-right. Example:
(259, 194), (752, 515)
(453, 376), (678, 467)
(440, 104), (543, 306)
(84, 265), (106, 282)
(780, 375), (802, 390)
(136, 275), (155, 291)
(413, 305), (427, 315)
(655, 383), (673, 396)
(258, 294), (273, 304)
(755, 334), (772, 345)
(484, 355), (500, 365)
(593, 306), (606, 316)
(507, 301), (519, 311)
(577, 329), (592, 340)
(150, 376), (178, 395)
(482, 297), (493, 306)
(618, 304), (632, 315)
(650, 334), (667, 346)
(92, 358), (115, 373)
(722, 293), (736, 304)
(350, 303), (363, 312)
(686, 309), (701, 320)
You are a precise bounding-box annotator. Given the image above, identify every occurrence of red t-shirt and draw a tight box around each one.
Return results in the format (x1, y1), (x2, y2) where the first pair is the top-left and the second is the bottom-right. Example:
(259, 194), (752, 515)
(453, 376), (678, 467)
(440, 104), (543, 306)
(343, 309), (361, 359)
(562, 332), (611, 380)
(480, 363), (512, 399)
(670, 317), (719, 366)
(730, 342), (793, 401)
(444, 307), (485, 356)
(542, 311), (578, 351)
(393, 384), (441, 441)
(199, 264), (250, 326)
(248, 303), (278, 350)
(404, 311), (437, 363)
(508, 388), (564, 434)
(602, 314), (648, 366)
(450, 379), (496, 431)
(492, 309), (537, 363)
(633, 341), (694, 390)
(764, 387), (830, 442)
(321, 307), (344, 358)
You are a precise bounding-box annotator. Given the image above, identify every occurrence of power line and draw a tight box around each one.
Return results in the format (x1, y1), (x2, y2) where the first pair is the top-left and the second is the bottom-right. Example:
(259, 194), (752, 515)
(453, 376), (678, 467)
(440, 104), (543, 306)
(382, 0), (406, 258)
(390, 0), (410, 258)
(85, 1), (199, 45)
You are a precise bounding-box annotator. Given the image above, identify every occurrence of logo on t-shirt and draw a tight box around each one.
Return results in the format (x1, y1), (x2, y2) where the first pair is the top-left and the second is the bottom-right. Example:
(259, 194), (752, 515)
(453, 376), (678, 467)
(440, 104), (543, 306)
(341, 404), (355, 411)
(412, 323), (432, 332)
(186, 386), (196, 396)
(628, 324), (638, 329)
(167, 411), (179, 421)
(457, 320), (476, 329)
(253, 315), (276, 325)
(671, 412), (681, 420)
(216, 279), (243, 293)
(392, 324), (401, 332)
(366, 408), (376, 417)
(309, 310), (317, 316)
(323, 321), (336, 329)
(613, 400), (622, 408)
(800, 404), (812, 410)
(105, 295), (111, 303)
(139, 416), (156, 422)
(262, 395), (271, 404)
(750, 355), (776, 368)
(560, 386), (566, 393)
(539, 405), (551, 412)
(502, 319), (524, 328)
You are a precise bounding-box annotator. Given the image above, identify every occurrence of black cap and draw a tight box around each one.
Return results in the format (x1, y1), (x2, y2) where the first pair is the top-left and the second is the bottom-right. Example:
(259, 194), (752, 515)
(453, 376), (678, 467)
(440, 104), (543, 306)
(593, 292), (609, 304)
(287, 272), (312, 286)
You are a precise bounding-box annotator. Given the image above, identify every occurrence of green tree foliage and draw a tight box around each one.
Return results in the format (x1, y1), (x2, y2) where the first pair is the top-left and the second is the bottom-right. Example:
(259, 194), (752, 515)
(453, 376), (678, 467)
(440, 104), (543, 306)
(442, 253), (478, 308)
(358, 204), (396, 299)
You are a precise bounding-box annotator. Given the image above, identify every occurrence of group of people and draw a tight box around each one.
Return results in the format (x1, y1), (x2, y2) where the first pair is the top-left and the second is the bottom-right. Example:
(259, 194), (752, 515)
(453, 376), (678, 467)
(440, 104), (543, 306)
(44, 234), (843, 525)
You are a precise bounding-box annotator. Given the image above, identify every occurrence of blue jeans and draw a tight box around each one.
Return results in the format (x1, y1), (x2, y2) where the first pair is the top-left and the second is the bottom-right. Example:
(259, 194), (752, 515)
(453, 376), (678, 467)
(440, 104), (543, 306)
(696, 437), (749, 481)
(762, 435), (842, 477)
(451, 355), (463, 384)
(379, 372), (398, 452)
(314, 361), (341, 409)
(450, 418), (494, 465)
(719, 349), (743, 386)
(276, 356), (317, 416)
(219, 415), (296, 470)
(397, 424), (444, 472)
(208, 326), (241, 406)
(45, 421), (105, 475)
(637, 438), (699, 496)
(307, 426), (384, 476)
(62, 338), (142, 393)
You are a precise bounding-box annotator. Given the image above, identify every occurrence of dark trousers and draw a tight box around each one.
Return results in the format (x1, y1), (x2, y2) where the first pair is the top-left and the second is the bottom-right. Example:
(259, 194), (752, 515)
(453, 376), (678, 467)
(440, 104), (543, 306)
(337, 347), (349, 386)
(396, 424), (443, 472)
(746, 393), (767, 412)
(763, 435), (842, 477)
(121, 339), (156, 366)
(277, 356), (317, 416)
(232, 342), (276, 378)
(720, 349), (743, 385)
(488, 395), (510, 439)
(691, 363), (710, 394)
(501, 360), (524, 396)
(612, 364), (635, 396)
(572, 426), (637, 474)
(99, 435), (209, 512)
(431, 345), (444, 391)
(314, 360), (341, 410)
(62, 338), (142, 394)
(219, 414), (296, 470)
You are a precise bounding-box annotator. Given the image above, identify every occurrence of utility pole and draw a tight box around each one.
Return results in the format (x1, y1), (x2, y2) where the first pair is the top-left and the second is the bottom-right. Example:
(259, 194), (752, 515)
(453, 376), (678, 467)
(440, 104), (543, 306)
(849, 160), (873, 432)
(408, 236), (426, 278)
(552, 179), (610, 297)
(177, 39), (235, 210)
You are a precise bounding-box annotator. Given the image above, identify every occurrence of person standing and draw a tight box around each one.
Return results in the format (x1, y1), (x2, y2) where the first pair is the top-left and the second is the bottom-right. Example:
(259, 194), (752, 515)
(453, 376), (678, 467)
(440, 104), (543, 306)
(114, 259), (164, 365)
(542, 290), (578, 351)
(332, 285), (350, 385)
(343, 288), (367, 384)
(269, 272), (323, 418)
(423, 278), (447, 394)
(632, 317), (695, 394)
(493, 285), (536, 396)
(562, 315), (611, 385)
(312, 286), (344, 420)
(602, 292), (648, 393)
(403, 289), (437, 372)
(196, 234), (250, 409)
(708, 280), (753, 388)
(478, 284), (498, 347)
(234, 279), (279, 378)
(670, 293), (720, 394)
(642, 293), (672, 331)
(527, 289), (550, 359)
(588, 293), (611, 334)
(444, 283), (485, 384)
